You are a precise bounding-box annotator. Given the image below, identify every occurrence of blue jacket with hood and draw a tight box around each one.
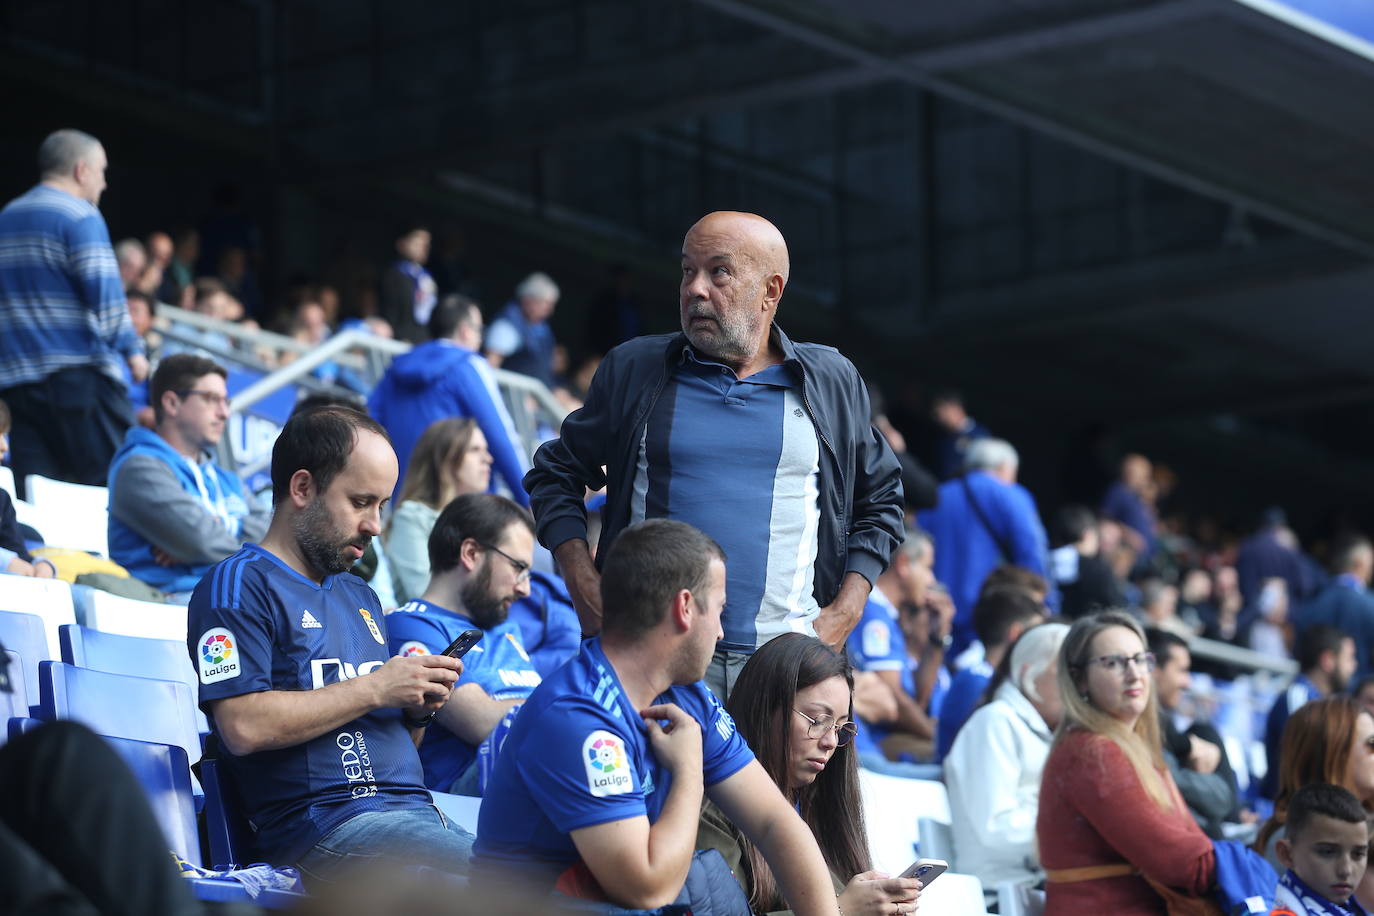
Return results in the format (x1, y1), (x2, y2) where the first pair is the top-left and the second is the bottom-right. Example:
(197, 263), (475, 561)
(107, 427), (254, 594)
(369, 340), (529, 506)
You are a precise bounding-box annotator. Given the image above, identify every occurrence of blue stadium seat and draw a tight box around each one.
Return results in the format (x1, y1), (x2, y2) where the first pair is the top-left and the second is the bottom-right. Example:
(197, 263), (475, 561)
(103, 735), (201, 864)
(60, 625), (209, 734)
(105, 734), (305, 909)
(200, 755), (256, 869)
(37, 661), (202, 777)
(0, 610), (48, 708)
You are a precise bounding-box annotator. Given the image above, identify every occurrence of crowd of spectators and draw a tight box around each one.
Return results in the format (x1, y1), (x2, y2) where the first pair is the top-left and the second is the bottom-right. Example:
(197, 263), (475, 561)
(4, 129), (1374, 916)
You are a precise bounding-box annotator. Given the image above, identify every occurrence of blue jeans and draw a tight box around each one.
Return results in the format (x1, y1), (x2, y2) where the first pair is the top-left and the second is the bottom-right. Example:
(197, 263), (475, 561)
(295, 805), (474, 885)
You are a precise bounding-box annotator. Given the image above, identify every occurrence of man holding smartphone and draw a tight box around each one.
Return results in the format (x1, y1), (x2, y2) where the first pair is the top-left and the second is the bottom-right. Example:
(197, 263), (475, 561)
(187, 406), (471, 885)
(387, 493), (544, 795)
(474, 519), (840, 914)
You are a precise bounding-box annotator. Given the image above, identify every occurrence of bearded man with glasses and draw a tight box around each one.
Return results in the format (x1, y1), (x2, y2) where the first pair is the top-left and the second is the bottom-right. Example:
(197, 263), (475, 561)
(386, 492), (543, 796)
(108, 353), (269, 601)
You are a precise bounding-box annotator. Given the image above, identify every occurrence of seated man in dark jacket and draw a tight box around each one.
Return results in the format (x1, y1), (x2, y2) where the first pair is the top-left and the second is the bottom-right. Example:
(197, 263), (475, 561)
(0, 399), (55, 578)
(1148, 628), (1242, 838)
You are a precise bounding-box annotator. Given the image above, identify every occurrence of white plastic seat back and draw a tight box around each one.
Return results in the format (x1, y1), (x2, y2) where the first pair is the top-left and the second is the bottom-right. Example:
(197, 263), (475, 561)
(24, 476), (109, 557)
(85, 589), (188, 642)
(858, 768), (951, 876)
(0, 575), (75, 658)
(997, 881), (1046, 916)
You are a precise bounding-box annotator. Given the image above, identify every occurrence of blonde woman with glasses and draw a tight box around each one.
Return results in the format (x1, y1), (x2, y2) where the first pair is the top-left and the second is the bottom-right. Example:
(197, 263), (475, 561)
(1036, 610), (1217, 914)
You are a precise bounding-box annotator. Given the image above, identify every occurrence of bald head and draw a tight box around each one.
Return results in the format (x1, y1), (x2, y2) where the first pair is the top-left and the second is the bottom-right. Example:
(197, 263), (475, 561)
(680, 212), (791, 374)
(684, 211), (790, 285)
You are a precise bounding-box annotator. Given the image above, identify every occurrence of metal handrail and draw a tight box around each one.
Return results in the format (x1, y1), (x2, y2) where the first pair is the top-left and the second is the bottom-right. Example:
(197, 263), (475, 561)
(156, 304), (370, 370)
(1188, 635), (1298, 677)
(182, 313), (572, 479)
(226, 329), (407, 413)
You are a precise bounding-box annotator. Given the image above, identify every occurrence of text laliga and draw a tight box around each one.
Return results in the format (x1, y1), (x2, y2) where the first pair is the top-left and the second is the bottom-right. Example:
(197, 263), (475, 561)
(311, 658), (385, 689)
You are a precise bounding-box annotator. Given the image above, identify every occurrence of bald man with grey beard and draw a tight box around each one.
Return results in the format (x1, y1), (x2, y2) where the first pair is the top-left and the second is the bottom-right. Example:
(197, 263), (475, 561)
(526, 210), (904, 700)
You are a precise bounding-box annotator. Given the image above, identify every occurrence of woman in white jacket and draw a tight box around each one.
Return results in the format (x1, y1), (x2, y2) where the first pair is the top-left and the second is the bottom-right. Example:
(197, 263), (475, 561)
(945, 622), (1070, 896)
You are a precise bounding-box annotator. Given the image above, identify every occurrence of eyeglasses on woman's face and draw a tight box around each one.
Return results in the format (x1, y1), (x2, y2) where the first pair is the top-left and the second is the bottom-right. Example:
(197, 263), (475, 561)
(793, 708), (858, 746)
(1086, 651), (1156, 675)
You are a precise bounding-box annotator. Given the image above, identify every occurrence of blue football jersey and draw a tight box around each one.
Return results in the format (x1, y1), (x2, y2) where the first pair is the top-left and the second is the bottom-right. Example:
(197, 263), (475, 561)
(473, 637), (753, 879)
(386, 599), (542, 791)
(188, 544), (432, 864)
(846, 592), (907, 673)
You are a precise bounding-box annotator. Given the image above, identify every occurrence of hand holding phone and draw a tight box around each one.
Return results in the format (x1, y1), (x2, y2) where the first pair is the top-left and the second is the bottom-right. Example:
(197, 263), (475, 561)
(443, 629), (483, 659)
(899, 858), (947, 884)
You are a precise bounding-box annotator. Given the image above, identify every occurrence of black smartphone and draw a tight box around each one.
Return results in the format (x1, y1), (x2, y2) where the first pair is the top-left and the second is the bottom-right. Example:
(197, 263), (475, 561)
(442, 629), (483, 659)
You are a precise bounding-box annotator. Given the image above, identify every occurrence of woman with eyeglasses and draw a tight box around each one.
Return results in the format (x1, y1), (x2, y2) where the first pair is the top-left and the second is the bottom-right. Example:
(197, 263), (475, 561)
(385, 417), (493, 603)
(1036, 610), (1216, 914)
(695, 634), (922, 915)
(945, 622), (1069, 901)
(1257, 695), (1374, 910)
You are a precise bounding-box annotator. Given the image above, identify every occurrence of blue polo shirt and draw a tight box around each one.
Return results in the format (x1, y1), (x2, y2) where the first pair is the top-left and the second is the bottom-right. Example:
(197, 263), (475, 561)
(188, 544), (432, 865)
(386, 599), (543, 792)
(631, 349), (821, 651)
(473, 637), (754, 880)
(935, 661), (993, 763)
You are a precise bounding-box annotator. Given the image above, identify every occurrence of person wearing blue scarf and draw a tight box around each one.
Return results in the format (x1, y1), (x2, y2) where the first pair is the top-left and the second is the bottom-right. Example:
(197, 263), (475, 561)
(108, 354), (269, 598)
(1272, 784), (1371, 916)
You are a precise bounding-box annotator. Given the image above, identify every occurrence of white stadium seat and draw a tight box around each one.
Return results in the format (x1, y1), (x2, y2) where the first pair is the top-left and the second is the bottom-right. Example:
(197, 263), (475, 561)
(859, 768), (951, 876)
(84, 589), (188, 642)
(0, 574), (76, 658)
(24, 475), (109, 557)
(997, 881), (1046, 916)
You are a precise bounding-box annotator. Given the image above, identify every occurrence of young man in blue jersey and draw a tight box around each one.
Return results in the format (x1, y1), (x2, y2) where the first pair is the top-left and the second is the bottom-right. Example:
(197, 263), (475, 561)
(474, 519), (842, 914)
(387, 492), (543, 795)
(187, 406), (470, 884)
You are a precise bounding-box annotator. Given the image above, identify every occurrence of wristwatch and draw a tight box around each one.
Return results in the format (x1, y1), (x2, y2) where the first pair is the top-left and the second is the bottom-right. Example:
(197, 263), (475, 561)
(403, 709), (437, 728)
(928, 632), (952, 652)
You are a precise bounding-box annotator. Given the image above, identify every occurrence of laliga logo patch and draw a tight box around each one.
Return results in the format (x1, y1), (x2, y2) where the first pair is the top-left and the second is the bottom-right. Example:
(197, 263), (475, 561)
(358, 608), (385, 645)
(583, 730), (633, 797)
(198, 627), (240, 684)
(398, 641), (430, 657)
(861, 620), (890, 659)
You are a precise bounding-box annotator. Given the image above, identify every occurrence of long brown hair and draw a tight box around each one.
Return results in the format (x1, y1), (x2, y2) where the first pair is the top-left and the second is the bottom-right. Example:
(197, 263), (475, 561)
(1055, 610), (1172, 809)
(395, 417), (478, 512)
(1257, 695), (1373, 852)
(726, 634), (870, 912)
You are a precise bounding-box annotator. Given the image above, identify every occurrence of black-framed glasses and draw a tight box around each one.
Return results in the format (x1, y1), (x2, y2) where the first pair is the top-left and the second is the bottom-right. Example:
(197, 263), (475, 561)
(175, 389), (230, 409)
(477, 542), (531, 583)
(794, 709), (858, 746)
(1087, 652), (1156, 674)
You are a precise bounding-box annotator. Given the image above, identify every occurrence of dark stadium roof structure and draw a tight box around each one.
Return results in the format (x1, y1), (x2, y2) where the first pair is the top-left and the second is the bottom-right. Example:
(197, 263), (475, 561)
(4, 0), (1374, 525)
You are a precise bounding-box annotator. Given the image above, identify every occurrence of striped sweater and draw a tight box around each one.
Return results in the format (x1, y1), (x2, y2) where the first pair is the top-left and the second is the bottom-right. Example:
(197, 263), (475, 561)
(0, 184), (142, 389)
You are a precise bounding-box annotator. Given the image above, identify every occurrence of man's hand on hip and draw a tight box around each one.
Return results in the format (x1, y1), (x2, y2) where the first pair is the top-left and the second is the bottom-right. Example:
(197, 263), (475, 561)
(555, 538), (604, 636)
(814, 572), (873, 649)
